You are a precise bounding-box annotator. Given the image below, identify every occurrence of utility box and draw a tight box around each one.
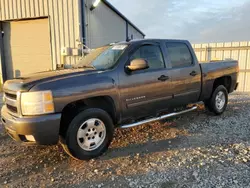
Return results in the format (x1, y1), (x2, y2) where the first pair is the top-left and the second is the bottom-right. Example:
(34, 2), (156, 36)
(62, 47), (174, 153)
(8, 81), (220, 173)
(61, 47), (70, 56)
(72, 48), (80, 56)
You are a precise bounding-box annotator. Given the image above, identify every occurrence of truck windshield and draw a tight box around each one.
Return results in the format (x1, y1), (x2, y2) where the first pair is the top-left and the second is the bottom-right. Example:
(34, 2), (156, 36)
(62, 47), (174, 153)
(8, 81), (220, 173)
(76, 44), (128, 70)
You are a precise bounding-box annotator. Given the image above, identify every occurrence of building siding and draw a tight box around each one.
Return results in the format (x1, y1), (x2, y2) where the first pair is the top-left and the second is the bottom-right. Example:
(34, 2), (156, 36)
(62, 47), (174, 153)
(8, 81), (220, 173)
(128, 24), (144, 40)
(193, 41), (250, 92)
(0, 0), (47, 21)
(85, 1), (126, 48)
(0, 0), (145, 77)
(0, 0), (81, 69)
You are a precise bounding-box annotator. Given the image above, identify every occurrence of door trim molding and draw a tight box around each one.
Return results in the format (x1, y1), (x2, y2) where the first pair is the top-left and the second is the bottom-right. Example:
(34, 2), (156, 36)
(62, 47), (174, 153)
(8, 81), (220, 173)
(174, 89), (200, 98)
(127, 95), (173, 108)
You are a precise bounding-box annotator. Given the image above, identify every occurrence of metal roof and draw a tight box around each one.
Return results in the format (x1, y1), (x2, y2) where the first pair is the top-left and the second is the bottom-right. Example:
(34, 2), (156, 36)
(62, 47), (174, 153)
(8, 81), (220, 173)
(102, 0), (146, 37)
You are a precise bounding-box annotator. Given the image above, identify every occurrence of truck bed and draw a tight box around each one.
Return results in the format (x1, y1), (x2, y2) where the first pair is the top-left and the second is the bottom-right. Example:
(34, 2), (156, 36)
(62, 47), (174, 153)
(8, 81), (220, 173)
(200, 60), (239, 100)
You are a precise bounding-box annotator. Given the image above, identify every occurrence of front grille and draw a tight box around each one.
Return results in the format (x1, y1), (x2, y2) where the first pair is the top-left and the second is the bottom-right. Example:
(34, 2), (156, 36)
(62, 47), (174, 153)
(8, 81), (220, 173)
(6, 104), (18, 113)
(4, 91), (19, 115)
(5, 93), (17, 100)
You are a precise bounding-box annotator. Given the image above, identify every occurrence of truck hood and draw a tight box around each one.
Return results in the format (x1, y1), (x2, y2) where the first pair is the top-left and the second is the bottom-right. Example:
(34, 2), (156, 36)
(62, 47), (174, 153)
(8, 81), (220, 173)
(3, 69), (98, 92)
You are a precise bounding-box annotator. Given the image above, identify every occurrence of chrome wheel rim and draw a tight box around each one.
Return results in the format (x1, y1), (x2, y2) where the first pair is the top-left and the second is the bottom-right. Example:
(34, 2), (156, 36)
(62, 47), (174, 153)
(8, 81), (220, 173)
(215, 91), (226, 110)
(77, 118), (106, 151)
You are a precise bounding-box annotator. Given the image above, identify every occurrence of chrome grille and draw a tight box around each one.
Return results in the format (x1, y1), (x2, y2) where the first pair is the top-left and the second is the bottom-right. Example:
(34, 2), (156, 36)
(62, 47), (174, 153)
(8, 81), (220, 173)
(5, 93), (17, 100)
(6, 104), (18, 113)
(4, 91), (19, 115)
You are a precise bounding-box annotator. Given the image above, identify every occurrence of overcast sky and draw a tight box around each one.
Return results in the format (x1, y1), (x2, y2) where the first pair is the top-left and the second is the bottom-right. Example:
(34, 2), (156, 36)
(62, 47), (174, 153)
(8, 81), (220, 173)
(108, 0), (250, 43)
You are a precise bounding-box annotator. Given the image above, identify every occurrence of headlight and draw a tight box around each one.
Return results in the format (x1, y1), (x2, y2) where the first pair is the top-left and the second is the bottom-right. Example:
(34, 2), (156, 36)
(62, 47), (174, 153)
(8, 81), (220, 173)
(21, 90), (55, 115)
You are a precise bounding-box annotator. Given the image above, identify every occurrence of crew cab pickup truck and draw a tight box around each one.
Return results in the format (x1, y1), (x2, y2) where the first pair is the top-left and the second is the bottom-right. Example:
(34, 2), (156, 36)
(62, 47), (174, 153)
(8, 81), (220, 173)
(1, 39), (239, 160)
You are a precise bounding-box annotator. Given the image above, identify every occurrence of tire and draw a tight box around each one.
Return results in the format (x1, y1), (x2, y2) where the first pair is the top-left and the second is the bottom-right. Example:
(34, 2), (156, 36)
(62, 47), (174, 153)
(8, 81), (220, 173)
(62, 108), (114, 160)
(206, 85), (228, 115)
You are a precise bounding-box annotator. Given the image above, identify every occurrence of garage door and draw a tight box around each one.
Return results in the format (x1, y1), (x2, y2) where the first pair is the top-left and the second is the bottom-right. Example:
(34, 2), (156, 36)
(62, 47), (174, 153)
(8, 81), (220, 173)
(3, 18), (51, 79)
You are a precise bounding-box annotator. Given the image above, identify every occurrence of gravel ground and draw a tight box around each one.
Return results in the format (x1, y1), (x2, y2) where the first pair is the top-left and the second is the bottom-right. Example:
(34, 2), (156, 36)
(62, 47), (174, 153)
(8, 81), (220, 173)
(0, 94), (249, 188)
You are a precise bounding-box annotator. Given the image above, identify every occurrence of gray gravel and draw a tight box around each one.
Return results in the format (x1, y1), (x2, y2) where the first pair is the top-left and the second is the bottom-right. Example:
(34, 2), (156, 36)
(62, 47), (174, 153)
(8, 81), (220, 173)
(0, 94), (250, 188)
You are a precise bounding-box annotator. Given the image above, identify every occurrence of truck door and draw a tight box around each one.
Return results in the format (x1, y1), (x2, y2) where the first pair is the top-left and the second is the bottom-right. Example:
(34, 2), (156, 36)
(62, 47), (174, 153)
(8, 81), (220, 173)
(165, 42), (201, 106)
(118, 42), (173, 120)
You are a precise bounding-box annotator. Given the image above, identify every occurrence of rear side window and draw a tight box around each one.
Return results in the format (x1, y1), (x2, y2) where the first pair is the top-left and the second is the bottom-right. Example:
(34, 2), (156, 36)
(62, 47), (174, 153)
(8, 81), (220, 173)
(131, 45), (165, 70)
(166, 43), (193, 68)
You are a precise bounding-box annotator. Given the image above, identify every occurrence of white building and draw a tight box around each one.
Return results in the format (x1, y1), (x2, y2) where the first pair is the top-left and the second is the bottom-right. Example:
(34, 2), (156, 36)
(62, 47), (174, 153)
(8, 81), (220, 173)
(0, 0), (145, 81)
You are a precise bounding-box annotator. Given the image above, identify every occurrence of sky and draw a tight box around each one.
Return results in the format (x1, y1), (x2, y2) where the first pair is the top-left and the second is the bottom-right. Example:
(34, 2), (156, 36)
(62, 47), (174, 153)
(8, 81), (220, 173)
(108, 0), (250, 43)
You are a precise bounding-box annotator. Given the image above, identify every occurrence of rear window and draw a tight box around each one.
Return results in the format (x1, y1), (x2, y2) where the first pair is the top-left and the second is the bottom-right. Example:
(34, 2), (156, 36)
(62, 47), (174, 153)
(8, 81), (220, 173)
(166, 43), (193, 68)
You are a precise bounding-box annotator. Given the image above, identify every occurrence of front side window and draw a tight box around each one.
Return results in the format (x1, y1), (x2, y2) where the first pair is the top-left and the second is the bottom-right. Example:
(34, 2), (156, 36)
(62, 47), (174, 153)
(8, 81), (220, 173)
(131, 45), (165, 70)
(166, 43), (193, 68)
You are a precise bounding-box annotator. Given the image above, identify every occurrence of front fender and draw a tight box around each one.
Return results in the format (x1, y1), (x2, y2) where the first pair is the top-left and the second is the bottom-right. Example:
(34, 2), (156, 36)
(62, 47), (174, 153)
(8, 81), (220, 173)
(53, 77), (119, 113)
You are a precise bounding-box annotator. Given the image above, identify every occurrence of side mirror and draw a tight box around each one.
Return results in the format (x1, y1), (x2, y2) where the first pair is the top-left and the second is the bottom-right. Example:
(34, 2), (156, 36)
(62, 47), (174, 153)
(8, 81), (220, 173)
(126, 59), (149, 72)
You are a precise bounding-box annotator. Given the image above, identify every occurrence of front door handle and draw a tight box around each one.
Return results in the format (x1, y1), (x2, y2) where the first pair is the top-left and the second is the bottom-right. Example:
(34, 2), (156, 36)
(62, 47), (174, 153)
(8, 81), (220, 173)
(190, 71), (198, 76)
(158, 75), (169, 81)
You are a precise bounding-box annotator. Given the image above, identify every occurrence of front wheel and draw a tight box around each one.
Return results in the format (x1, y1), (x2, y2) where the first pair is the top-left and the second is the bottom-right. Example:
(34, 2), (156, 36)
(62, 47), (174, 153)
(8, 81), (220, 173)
(61, 108), (114, 160)
(205, 85), (228, 115)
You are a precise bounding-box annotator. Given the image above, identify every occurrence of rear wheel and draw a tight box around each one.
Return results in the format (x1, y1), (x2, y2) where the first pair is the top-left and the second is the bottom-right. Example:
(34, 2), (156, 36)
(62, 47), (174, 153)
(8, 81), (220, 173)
(205, 85), (228, 115)
(61, 108), (114, 160)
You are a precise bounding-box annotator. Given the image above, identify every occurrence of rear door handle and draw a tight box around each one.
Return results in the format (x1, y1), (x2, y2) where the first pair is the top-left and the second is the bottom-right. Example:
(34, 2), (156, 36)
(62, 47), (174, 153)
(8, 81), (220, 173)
(190, 71), (198, 76)
(158, 75), (169, 81)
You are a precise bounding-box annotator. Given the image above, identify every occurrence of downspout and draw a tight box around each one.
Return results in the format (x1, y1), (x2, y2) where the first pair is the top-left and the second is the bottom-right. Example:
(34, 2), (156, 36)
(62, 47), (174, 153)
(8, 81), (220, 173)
(0, 22), (7, 83)
(126, 21), (129, 41)
(79, 0), (86, 46)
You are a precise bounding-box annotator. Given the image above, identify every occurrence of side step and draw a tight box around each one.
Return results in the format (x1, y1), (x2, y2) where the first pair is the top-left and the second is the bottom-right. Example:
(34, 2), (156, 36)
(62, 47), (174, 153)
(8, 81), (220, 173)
(121, 106), (198, 129)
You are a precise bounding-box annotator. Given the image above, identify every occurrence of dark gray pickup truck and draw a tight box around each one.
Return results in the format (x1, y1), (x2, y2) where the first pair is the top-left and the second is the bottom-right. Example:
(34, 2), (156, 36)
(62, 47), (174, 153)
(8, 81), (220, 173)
(1, 39), (239, 160)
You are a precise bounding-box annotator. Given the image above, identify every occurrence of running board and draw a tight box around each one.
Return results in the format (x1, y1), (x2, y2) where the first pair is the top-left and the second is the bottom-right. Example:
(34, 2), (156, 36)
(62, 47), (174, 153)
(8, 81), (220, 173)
(121, 106), (198, 129)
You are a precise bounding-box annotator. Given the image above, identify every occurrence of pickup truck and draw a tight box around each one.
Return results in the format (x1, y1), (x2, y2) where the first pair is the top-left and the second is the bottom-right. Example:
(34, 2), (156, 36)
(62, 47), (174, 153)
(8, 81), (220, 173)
(1, 39), (239, 160)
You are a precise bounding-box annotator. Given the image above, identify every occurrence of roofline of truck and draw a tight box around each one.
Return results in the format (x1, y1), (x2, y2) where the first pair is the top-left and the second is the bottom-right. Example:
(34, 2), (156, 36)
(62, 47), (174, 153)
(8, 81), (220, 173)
(116, 39), (190, 45)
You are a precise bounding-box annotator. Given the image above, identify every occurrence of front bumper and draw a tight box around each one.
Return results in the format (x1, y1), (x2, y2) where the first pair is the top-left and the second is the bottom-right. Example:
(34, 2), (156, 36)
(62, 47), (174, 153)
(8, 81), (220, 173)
(1, 105), (61, 145)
